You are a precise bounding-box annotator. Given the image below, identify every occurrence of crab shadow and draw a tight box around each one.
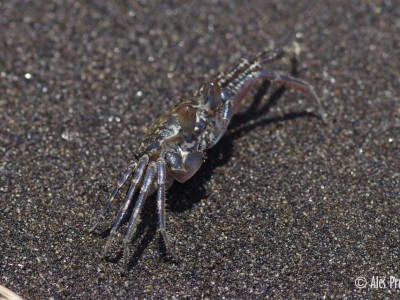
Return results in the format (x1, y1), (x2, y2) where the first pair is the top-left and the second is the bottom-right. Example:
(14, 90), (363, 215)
(168, 83), (322, 212)
(101, 81), (322, 269)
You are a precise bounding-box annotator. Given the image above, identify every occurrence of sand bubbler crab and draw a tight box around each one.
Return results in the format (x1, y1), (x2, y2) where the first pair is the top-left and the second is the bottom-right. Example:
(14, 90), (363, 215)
(90, 45), (327, 268)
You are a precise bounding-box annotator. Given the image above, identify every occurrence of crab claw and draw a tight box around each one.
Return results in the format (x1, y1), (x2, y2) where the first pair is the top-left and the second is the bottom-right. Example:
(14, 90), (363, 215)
(172, 151), (204, 183)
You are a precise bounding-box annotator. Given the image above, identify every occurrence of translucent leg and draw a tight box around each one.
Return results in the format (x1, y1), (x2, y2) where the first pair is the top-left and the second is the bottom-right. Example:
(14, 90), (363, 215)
(156, 158), (173, 251)
(89, 162), (136, 232)
(123, 161), (157, 268)
(209, 99), (233, 147)
(258, 70), (327, 123)
(101, 155), (149, 257)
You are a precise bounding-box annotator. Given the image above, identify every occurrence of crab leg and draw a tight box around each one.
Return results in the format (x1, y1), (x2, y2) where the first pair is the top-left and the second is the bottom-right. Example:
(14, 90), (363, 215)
(101, 155), (149, 256)
(123, 161), (157, 267)
(156, 158), (172, 252)
(210, 99), (233, 147)
(229, 69), (326, 123)
(258, 70), (327, 122)
(89, 162), (136, 232)
(258, 48), (285, 65)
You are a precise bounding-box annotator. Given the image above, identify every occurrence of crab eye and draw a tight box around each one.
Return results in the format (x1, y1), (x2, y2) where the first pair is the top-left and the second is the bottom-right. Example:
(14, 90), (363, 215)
(177, 104), (196, 133)
(202, 80), (222, 111)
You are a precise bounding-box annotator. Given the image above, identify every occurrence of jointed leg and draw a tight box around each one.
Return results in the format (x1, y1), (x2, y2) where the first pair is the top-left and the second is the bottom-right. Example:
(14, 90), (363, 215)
(258, 70), (327, 122)
(258, 47), (285, 65)
(101, 155), (149, 256)
(231, 77), (260, 113)
(156, 158), (172, 252)
(258, 42), (301, 66)
(123, 161), (157, 268)
(209, 99), (233, 147)
(231, 70), (326, 122)
(89, 162), (136, 232)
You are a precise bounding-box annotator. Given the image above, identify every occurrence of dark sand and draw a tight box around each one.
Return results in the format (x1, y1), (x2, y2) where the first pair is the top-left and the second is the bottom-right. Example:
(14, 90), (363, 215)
(1, 1), (399, 298)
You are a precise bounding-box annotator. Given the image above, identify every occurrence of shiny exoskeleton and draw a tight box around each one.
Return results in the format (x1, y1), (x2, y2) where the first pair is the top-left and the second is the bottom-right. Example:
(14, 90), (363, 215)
(90, 46), (326, 267)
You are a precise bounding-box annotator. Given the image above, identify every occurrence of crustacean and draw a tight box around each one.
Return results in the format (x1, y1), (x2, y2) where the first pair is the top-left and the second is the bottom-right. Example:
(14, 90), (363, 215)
(90, 46), (326, 267)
